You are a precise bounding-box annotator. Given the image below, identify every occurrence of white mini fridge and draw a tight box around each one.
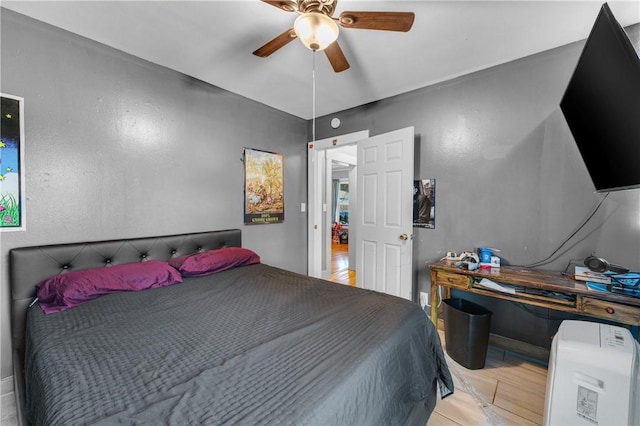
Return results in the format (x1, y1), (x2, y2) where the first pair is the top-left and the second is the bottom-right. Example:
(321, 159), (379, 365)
(544, 320), (640, 426)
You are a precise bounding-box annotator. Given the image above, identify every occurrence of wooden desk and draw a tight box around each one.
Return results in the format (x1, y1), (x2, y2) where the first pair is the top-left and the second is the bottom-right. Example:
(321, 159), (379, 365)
(429, 261), (640, 331)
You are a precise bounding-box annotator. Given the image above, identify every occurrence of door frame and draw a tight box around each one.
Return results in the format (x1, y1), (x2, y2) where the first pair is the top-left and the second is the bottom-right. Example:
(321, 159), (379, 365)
(307, 130), (369, 278)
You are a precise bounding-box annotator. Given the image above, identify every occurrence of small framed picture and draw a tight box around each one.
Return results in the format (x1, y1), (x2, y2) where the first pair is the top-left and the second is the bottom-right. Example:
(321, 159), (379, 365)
(413, 179), (435, 229)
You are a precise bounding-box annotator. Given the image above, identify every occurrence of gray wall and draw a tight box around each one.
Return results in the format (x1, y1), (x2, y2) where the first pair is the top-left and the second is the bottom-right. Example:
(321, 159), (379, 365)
(0, 9), (308, 380)
(313, 24), (640, 349)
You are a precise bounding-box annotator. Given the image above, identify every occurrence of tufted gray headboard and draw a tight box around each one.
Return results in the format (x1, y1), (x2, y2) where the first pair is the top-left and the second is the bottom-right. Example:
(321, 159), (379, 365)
(10, 228), (241, 352)
(9, 229), (241, 425)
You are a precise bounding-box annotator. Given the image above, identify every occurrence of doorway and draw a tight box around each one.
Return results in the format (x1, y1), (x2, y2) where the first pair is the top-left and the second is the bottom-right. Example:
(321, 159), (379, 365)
(307, 130), (368, 282)
(307, 127), (415, 300)
(329, 158), (355, 285)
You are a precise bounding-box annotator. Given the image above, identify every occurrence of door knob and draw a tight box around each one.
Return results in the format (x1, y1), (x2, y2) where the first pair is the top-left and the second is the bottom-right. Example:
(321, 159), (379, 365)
(400, 233), (409, 240)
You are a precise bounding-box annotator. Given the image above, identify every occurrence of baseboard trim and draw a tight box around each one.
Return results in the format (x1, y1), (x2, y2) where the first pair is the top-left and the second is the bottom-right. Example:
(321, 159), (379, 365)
(489, 333), (550, 362)
(1, 375), (14, 396)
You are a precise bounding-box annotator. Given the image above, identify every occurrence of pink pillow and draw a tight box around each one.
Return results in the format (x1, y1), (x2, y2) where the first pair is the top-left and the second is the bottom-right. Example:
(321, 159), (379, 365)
(169, 247), (260, 277)
(36, 260), (182, 314)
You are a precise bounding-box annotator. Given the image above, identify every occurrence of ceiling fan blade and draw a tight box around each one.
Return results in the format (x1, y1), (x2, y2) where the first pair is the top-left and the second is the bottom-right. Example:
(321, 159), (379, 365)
(324, 42), (350, 73)
(338, 11), (415, 32)
(260, 0), (298, 13)
(253, 28), (297, 58)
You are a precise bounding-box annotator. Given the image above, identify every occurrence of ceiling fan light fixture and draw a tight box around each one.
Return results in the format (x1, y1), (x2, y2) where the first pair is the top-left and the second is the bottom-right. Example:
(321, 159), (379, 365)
(294, 12), (339, 51)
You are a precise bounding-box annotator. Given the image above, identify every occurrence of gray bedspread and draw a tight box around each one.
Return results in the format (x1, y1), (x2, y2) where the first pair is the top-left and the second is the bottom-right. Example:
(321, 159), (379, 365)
(25, 263), (453, 425)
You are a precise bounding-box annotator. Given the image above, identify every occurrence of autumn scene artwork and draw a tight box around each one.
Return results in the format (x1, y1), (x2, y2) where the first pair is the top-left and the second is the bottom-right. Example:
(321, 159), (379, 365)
(244, 148), (284, 224)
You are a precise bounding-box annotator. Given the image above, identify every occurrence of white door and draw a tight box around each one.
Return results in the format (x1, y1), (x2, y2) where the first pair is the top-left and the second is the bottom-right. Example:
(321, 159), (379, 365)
(356, 127), (414, 300)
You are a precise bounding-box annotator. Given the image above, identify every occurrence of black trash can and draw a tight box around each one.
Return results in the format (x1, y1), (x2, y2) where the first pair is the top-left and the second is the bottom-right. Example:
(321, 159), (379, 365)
(443, 298), (492, 370)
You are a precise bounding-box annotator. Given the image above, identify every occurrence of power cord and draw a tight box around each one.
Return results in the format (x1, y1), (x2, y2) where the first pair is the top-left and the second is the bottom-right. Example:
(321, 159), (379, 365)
(559, 258), (585, 277)
(518, 192), (609, 268)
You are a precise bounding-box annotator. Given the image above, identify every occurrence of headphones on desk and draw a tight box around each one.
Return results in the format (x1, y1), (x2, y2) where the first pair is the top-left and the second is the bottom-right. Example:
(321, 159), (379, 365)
(584, 255), (629, 274)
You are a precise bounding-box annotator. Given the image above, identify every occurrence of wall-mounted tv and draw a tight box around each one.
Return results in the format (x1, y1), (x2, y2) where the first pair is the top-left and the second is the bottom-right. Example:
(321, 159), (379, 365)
(560, 3), (640, 192)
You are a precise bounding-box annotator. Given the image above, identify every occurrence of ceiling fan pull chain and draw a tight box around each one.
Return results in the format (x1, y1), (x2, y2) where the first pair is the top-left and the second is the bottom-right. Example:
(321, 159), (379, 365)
(312, 51), (316, 143)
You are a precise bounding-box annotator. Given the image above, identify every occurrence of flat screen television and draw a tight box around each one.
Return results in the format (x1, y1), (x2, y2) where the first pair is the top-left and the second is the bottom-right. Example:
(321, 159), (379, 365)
(560, 3), (640, 192)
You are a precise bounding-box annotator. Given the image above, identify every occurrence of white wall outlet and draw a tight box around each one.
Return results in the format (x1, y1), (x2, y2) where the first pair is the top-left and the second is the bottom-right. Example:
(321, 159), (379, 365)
(419, 292), (429, 308)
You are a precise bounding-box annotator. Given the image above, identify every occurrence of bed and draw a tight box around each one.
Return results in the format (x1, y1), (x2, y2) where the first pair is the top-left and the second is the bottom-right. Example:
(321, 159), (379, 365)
(9, 229), (453, 425)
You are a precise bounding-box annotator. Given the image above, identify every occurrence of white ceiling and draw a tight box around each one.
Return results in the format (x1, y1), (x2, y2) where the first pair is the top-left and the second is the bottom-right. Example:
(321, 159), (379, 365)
(2, 1), (639, 120)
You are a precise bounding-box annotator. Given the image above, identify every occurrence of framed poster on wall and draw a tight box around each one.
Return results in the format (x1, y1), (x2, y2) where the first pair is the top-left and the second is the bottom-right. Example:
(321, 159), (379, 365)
(244, 148), (284, 224)
(413, 178), (435, 229)
(1, 93), (26, 231)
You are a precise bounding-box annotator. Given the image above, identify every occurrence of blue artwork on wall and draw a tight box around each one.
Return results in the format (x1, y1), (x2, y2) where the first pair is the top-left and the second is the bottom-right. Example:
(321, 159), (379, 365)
(1, 94), (26, 231)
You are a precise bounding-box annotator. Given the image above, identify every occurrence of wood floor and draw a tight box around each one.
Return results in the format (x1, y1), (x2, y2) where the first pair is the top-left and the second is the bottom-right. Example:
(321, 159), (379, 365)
(1, 392), (18, 426)
(430, 328), (548, 425)
(329, 242), (356, 285)
(328, 242), (549, 425)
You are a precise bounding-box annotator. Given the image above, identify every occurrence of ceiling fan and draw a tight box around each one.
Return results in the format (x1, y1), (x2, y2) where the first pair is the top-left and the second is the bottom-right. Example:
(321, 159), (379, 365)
(252, 0), (415, 72)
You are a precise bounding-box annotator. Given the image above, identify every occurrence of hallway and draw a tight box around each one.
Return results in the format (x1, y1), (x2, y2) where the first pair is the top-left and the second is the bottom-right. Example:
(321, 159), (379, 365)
(328, 242), (355, 286)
